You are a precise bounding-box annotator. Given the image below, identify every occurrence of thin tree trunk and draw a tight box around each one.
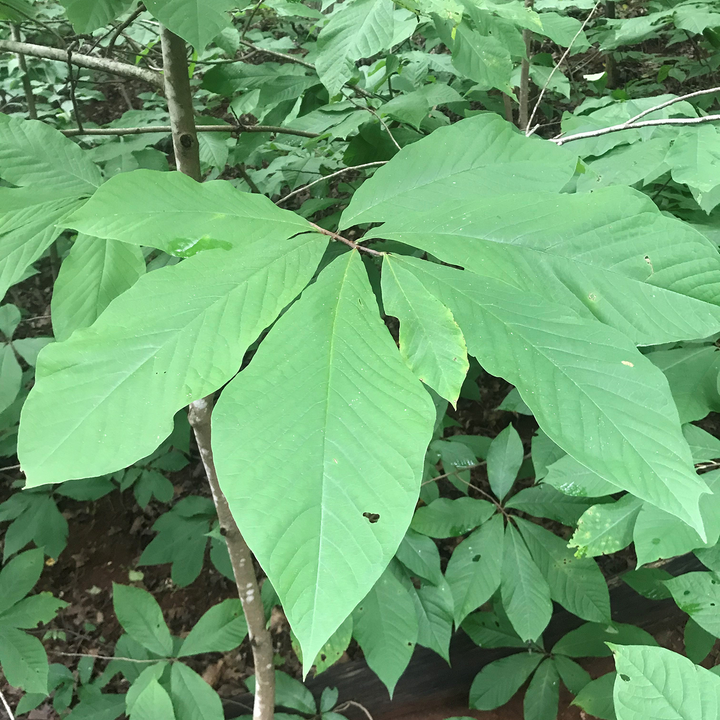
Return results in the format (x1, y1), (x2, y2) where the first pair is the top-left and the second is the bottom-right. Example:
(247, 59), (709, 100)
(518, 0), (535, 130)
(11, 26), (36, 119)
(158, 25), (275, 720)
(605, 1), (618, 88)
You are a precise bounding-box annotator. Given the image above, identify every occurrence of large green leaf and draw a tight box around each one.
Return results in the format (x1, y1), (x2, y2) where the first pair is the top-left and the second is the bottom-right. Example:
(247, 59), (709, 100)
(384, 255), (708, 531)
(445, 514), (504, 625)
(19, 233), (326, 485)
(52, 235), (146, 342)
(666, 572), (720, 639)
(144, 0), (236, 50)
(352, 564), (419, 696)
(451, 22), (513, 93)
(112, 584), (172, 657)
(570, 494), (642, 558)
(316, 0), (395, 96)
(58, 0), (133, 32)
(0, 188), (84, 301)
(552, 622), (657, 658)
(340, 114), (576, 228)
(517, 517), (610, 623)
(486, 424), (523, 501)
(666, 125), (720, 213)
(65, 170), (311, 256)
(0, 114), (102, 196)
(382, 255), (469, 405)
(501, 523), (552, 642)
(612, 644), (720, 720)
(169, 663), (223, 720)
(469, 652), (543, 710)
(370, 187), (720, 345)
(212, 250), (435, 672)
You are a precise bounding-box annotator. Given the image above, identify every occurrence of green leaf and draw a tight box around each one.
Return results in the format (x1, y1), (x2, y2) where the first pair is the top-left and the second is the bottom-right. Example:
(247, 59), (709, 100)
(213, 250), (434, 672)
(112, 584), (173, 657)
(612, 644), (720, 720)
(144, 0), (236, 49)
(248, 671), (316, 715)
(469, 652), (543, 710)
(382, 255), (469, 405)
(569, 495), (643, 558)
(65, 170), (312, 256)
(316, 0), (395, 96)
(352, 564), (419, 697)
(64, 693), (127, 720)
(542, 454), (617, 498)
(178, 600), (247, 657)
(0, 625), (49, 693)
(685, 423), (720, 462)
(486, 424), (523, 501)
(52, 235), (146, 342)
(413, 578), (454, 662)
(383, 256), (708, 532)
(0, 548), (44, 615)
(461, 611), (526, 649)
(552, 622), (656, 658)
(0, 114), (102, 195)
(340, 114), (576, 228)
(451, 22), (512, 93)
(0, 593), (66, 628)
(685, 617), (717, 664)
(320, 687), (339, 713)
(58, 0), (133, 32)
(666, 572), (720, 639)
(667, 125), (720, 213)
(524, 659), (560, 720)
(313, 616), (352, 674)
(0, 343), (21, 416)
(517, 517), (610, 623)
(0, 304), (20, 339)
(501, 522), (552, 642)
(129, 677), (176, 720)
(505, 483), (593, 526)
(553, 655), (591, 695)
(622, 567), (673, 600)
(395, 528), (444, 585)
(0, 0), (36, 20)
(169, 663), (223, 720)
(445, 514), (504, 626)
(572, 672), (616, 720)
(19, 231), (326, 486)
(369, 187), (720, 346)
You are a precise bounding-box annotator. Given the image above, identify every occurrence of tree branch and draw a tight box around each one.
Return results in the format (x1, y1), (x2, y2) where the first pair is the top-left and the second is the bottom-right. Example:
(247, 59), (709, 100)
(106, 3), (146, 57)
(552, 112), (720, 145)
(59, 123), (319, 138)
(277, 161), (387, 206)
(238, 38), (315, 69)
(626, 85), (720, 125)
(307, 221), (385, 257)
(0, 689), (15, 720)
(11, 26), (36, 119)
(0, 39), (162, 87)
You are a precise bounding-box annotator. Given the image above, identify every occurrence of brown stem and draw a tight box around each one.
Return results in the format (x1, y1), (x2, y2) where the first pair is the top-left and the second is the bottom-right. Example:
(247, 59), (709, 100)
(188, 397), (275, 720)
(518, 0), (534, 130)
(11, 26), (36, 119)
(106, 3), (146, 57)
(0, 39), (162, 87)
(307, 221), (385, 257)
(59, 123), (319, 138)
(604, 1), (617, 88)
(159, 25), (275, 720)
(503, 93), (514, 124)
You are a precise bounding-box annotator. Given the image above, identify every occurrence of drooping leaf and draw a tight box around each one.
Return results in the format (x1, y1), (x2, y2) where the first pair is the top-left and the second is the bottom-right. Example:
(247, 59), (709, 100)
(501, 523), (552, 642)
(524, 659), (560, 720)
(213, 250), (435, 672)
(52, 235), (146, 341)
(316, 0), (395, 96)
(612, 644), (720, 720)
(469, 652), (543, 710)
(369, 187), (720, 346)
(517, 517), (610, 623)
(387, 255), (707, 531)
(340, 114), (576, 228)
(112, 584), (173, 657)
(352, 563), (419, 696)
(65, 170), (312, 256)
(19, 232), (326, 485)
(486, 424), (523, 501)
(178, 600), (247, 656)
(570, 495), (643, 558)
(144, 0), (236, 50)
(382, 255), (469, 405)
(0, 114), (102, 195)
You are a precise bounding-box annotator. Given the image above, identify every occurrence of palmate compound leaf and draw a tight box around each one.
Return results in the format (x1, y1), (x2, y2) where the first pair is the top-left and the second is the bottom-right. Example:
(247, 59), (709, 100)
(212, 250), (436, 673)
(611, 644), (720, 720)
(381, 254), (469, 405)
(65, 170), (312, 257)
(18, 232), (327, 485)
(339, 114), (577, 228)
(383, 255), (708, 532)
(369, 187), (720, 346)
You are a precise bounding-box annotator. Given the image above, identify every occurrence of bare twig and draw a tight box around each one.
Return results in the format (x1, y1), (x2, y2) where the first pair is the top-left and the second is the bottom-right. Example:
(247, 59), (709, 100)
(335, 701), (374, 720)
(241, 0), (264, 40)
(518, 0), (534, 130)
(66, 46), (84, 134)
(238, 38), (314, 69)
(343, 92), (401, 149)
(526, 0), (602, 135)
(307, 221), (385, 257)
(53, 650), (159, 663)
(552, 112), (720, 145)
(0, 39), (162, 87)
(625, 85), (720, 125)
(277, 161), (387, 205)
(0, 689), (15, 720)
(11, 25), (36, 119)
(59, 123), (319, 138)
(239, 165), (262, 193)
(106, 3), (146, 57)
(422, 461), (487, 485)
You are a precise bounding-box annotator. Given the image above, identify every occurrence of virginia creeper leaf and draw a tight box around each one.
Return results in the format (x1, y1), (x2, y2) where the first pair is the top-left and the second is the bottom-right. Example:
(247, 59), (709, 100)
(469, 652), (543, 710)
(212, 250), (435, 673)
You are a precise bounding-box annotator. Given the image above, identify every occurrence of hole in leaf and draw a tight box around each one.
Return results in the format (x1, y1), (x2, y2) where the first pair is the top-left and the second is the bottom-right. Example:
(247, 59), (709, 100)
(684, 590), (691, 596)
(362, 512), (380, 524)
(620, 674), (630, 682)
(472, 555), (482, 562)
(320, 654), (326, 661)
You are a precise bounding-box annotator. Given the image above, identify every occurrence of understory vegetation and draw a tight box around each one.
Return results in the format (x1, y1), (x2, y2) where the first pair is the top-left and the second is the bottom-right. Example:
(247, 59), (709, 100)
(4, 0), (720, 719)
